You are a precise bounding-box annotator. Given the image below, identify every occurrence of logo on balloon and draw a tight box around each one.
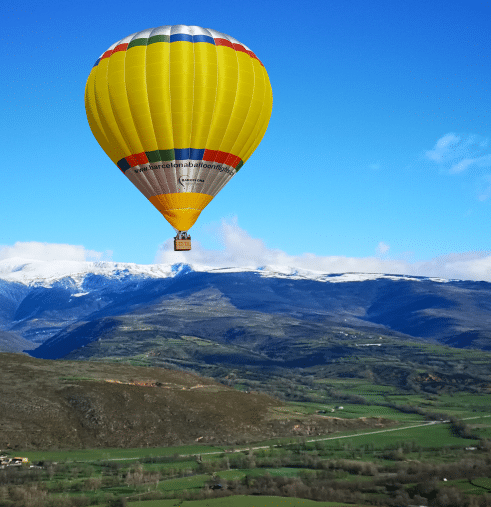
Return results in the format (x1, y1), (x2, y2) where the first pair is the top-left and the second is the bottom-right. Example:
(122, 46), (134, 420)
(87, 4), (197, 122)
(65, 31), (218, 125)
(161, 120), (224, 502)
(179, 175), (205, 187)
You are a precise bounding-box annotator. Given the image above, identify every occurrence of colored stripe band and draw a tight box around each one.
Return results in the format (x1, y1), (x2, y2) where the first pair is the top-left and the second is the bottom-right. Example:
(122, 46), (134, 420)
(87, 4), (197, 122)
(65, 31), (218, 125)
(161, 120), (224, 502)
(193, 35), (215, 44)
(117, 149), (243, 173)
(168, 34), (215, 44)
(113, 43), (129, 53)
(94, 34), (262, 67)
(170, 33), (193, 43)
(127, 38), (148, 49)
(214, 38), (234, 49)
(148, 34), (170, 45)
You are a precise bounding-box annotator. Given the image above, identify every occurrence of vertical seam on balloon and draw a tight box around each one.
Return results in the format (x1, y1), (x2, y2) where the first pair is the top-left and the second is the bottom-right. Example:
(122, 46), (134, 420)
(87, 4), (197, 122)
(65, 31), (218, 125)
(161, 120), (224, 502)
(145, 30), (171, 198)
(122, 34), (157, 197)
(169, 32), (180, 196)
(215, 40), (240, 160)
(245, 71), (272, 163)
(170, 34), (179, 176)
(101, 40), (155, 198)
(206, 40), (240, 199)
(238, 60), (262, 162)
(161, 28), (178, 195)
(122, 38), (144, 161)
(132, 31), (170, 198)
(226, 49), (256, 174)
(205, 34), (239, 198)
(194, 28), (218, 196)
(205, 37), (222, 163)
(239, 63), (267, 163)
(105, 43), (133, 156)
(139, 35), (158, 194)
(105, 42), (140, 171)
(189, 34), (204, 193)
(251, 79), (273, 161)
(216, 42), (247, 163)
(85, 74), (114, 163)
(188, 32), (196, 194)
(160, 34), (173, 197)
(198, 32), (221, 197)
(96, 45), (133, 168)
(144, 33), (170, 197)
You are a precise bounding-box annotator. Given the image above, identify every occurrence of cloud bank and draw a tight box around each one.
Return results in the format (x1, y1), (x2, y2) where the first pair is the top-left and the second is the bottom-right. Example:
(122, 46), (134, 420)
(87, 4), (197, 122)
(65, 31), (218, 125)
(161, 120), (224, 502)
(1, 229), (489, 282)
(155, 218), (491, 282)
(0, 242), (111, 263)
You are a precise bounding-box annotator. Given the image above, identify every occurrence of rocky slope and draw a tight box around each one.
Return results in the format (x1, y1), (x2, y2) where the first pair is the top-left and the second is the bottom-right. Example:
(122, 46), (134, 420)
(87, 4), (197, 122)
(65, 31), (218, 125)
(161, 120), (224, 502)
(0, 353), (391, 450)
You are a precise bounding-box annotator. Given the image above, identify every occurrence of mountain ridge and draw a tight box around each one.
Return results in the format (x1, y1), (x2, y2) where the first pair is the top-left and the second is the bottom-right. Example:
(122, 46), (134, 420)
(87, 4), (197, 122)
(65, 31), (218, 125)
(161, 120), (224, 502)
(0, 258), (490, 358)
(0, 257), (457, 287)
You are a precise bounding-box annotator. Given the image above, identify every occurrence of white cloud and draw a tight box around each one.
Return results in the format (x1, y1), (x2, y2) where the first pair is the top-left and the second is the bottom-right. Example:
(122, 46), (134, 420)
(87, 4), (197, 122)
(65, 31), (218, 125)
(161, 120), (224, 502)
(425, 133), (462, 163)
(450, 154), (491, 174)
(0, 242), (110, 262)
(155, 219), (491, 282)
(376, 242), (390, 256)
(416, 252), (491, 282)
(155, 217), (286, 269)
(449, 158), (476, 174)
(426, 133), (491, 173)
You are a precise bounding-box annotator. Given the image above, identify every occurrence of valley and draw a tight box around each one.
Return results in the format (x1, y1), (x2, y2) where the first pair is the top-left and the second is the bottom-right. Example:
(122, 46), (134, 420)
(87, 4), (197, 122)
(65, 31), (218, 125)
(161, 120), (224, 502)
(1, 260), (491, 505)
(1, 351), (491, 506)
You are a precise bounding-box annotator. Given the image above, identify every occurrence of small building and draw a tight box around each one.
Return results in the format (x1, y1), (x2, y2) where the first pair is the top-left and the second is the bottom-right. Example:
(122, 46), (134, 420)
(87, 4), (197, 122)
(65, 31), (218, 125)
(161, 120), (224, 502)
(6, 457), (30, 467)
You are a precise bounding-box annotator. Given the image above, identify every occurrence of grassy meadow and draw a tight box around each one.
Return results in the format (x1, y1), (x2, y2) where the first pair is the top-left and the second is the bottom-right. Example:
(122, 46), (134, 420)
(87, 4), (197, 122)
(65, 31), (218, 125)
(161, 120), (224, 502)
(3, 390), (491, 507)
(2, 343), (491, 506)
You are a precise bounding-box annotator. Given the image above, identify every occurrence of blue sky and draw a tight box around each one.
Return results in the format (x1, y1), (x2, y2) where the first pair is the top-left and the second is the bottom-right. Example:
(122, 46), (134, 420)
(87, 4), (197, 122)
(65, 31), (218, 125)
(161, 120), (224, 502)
(2, 0), (490, 279)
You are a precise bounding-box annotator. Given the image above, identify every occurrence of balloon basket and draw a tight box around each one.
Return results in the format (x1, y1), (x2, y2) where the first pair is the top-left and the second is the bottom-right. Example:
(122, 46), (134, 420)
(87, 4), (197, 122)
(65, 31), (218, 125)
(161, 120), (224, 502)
(174, 232), (191, 251)
(174, 239), (191, 251)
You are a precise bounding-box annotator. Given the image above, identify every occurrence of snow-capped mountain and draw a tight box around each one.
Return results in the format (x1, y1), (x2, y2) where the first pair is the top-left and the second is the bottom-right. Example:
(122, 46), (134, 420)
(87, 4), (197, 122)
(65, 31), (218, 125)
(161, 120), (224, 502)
(0, 256), (451, 287)
(0, 257), (181, 287)
(0, 258), (490, 356)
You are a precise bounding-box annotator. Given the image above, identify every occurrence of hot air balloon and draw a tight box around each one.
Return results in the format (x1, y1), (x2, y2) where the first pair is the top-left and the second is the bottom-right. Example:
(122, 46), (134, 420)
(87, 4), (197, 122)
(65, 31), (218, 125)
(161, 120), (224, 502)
(85, 25), (273, 250)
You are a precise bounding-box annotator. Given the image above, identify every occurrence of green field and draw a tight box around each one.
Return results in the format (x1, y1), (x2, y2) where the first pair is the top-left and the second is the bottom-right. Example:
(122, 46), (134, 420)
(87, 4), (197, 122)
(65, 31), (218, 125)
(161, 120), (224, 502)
(3, 352), (491, 507)
(158, 474), (210, 491)
(445, 477), (491, 495)
(17, 418), (485, 467)
(307, 422), (479, 451)
(21, 444), (225, 464)
(96, 497), (362, 507)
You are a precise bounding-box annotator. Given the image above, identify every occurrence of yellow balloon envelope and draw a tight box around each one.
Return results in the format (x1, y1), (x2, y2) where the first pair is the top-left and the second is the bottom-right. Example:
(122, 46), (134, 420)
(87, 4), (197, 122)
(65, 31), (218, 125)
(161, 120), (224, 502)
(85, 25), (273, 232)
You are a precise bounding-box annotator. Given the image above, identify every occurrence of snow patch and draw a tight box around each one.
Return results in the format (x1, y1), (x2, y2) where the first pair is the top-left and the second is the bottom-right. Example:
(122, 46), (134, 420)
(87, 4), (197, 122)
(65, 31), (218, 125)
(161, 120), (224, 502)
(0, 258), (176, 287)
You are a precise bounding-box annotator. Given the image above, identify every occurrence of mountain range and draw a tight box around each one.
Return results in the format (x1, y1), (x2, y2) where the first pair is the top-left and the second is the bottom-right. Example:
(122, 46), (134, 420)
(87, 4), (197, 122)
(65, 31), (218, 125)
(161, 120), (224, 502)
(1, 258), (491, 363)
